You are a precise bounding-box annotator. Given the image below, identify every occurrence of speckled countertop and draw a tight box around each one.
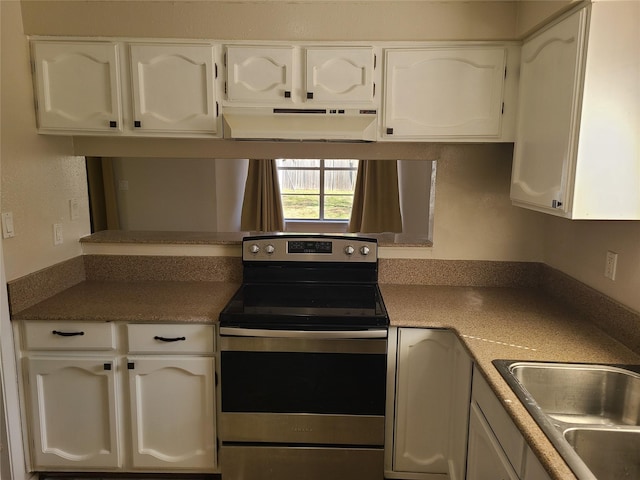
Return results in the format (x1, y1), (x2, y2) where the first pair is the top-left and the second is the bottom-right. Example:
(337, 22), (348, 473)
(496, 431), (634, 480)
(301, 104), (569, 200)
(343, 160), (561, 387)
(11, 280), (240, 323)
(11, 280), (640, 480)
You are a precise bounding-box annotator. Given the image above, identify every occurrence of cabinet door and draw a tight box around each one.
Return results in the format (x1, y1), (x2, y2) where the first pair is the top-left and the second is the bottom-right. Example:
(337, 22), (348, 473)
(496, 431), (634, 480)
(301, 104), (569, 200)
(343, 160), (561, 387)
(383, 47), (506, 139)
(510, 9), (587, 214)
(466, 402), (520, 480)
(130, 44), (218, 134)
(305, 47), (374, 104)
(523, 447), (552, 480)
(128, 356), (216, 470)
(31, 41), (122, 133)
(25, 356), (120, 469)
(226, 45), (294, 103)
(393, 329), (471, 476)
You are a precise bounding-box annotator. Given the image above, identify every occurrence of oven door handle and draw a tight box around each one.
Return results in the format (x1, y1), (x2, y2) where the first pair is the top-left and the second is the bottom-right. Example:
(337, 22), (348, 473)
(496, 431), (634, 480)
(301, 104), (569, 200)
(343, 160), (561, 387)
(219, 327), (387, 339)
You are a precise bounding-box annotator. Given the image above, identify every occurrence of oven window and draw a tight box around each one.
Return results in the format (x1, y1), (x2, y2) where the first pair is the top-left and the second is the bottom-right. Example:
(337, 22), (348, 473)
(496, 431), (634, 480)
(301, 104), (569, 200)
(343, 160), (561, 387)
(221, 351), (386, 415)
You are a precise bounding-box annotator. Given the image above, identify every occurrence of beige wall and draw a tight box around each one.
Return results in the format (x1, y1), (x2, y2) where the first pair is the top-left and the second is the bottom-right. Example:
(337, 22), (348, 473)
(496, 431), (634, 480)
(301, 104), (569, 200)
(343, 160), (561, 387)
(1, 1), (91, 281)
(431, 144), (545, 261)
(544, 218), (640, 313)
(21, 1), (518, 41)
(515, 0), (581, 38)
(113, 157), (218, 231)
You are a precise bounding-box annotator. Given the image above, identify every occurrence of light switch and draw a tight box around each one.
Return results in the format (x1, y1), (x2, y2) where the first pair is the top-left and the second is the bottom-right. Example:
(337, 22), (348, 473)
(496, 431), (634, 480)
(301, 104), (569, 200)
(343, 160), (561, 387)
(53, 223), (63, 245)
(69, 198), (79, 220)
(2, 212), (15, 238)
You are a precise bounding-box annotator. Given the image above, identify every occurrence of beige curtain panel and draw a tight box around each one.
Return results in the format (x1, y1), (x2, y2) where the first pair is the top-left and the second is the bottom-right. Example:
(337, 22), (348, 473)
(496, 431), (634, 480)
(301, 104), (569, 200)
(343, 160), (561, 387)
(241, 159), (285, 232)
(85, 156), (120, 231)
(349, 160), (403, 233)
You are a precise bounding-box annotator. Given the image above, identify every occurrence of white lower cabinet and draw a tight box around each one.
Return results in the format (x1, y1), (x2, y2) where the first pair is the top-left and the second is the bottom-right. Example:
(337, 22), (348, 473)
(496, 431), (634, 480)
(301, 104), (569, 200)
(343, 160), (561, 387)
(17, 320), (216, 474)
(385, 328), (472, 480)
(467, 367), (551, 480)
(25, 356), (121, 469)
(467, 402), (519, 480)
(127, 356), (216, 469)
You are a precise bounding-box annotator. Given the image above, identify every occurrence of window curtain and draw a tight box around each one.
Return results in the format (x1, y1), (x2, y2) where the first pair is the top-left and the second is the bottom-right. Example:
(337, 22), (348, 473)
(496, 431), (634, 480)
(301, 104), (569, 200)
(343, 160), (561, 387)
(348, 160), (403, 233)
(240, 159), (285, 232)
(85, 157), (120, 231)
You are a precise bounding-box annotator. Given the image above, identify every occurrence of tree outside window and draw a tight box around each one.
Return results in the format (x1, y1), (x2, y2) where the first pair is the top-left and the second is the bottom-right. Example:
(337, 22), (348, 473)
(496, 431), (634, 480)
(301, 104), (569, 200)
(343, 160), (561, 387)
(276, 159), (359, 221)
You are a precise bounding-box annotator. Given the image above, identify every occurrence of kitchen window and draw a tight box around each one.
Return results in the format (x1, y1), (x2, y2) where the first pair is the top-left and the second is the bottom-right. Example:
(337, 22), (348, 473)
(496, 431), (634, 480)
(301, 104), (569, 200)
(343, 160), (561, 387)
(276, 159), (358, 229)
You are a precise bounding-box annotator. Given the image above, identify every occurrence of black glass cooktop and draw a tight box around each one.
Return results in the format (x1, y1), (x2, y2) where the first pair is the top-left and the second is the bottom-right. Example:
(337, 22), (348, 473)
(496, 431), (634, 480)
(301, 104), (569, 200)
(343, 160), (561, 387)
(219, 283), (389, 330)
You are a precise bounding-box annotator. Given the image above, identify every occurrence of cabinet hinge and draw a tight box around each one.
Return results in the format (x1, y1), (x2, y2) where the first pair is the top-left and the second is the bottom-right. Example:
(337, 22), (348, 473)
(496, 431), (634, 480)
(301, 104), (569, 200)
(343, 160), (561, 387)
(224, 82), (227, 95)
(501, 102), (505, 115)
(374, 54), (377, 70)
(215, 63), (218, 79)
(223, 52), (227, 67)
(504, 67), (507, 79)
(373, 83), (376, 98)
(216, 101), (219, 118)
(215, 371), (219, 386)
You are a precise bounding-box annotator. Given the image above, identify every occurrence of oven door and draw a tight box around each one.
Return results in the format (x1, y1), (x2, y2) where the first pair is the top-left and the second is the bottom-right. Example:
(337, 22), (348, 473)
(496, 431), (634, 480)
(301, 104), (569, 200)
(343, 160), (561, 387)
(218, 328), (388, 446)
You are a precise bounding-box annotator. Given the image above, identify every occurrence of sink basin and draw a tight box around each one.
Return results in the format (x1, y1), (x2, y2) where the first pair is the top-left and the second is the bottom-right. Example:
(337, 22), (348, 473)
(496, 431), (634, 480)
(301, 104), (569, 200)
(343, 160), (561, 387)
(563, 428), (640, 480)
(493, 360), (640, 480)
(509, 363), (640, 426)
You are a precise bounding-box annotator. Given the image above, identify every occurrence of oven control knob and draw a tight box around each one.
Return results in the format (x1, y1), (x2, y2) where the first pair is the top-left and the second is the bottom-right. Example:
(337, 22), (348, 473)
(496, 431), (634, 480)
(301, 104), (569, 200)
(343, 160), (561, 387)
(249, 244), (260, 254)
(360, 245), (370, 256)
(265, 244), (275, 255)
(344, 245), (355, 256)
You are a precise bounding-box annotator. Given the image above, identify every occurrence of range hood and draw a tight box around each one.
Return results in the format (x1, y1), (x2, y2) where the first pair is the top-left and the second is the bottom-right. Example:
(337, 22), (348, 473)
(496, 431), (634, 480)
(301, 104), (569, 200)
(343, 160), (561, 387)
(222, 108), (377, 141)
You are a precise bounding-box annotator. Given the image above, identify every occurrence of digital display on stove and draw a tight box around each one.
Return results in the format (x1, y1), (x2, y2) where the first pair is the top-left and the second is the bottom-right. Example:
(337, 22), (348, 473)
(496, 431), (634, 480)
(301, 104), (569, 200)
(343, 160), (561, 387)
(288, 240), (333, 254)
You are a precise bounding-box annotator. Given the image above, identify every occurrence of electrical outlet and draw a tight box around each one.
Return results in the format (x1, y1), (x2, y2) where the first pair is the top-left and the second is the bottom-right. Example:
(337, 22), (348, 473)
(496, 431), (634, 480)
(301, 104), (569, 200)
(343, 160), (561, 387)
(604, 251), (618, 280)
(53, 223), (63, 246)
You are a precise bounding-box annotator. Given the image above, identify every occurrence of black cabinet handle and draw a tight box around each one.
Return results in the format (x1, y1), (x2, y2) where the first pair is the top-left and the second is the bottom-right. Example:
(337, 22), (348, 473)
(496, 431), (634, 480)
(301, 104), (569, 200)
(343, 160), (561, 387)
(284, 91), (291, 98)
(306, 92), (314, 100)
(109, 121), (117, 128)
(154, 336), (186, 342)
(52, 330), (84, 337)
(103, 363), (112, 371)
(134, 120), (141, 128)
(128, 362), (135, 370)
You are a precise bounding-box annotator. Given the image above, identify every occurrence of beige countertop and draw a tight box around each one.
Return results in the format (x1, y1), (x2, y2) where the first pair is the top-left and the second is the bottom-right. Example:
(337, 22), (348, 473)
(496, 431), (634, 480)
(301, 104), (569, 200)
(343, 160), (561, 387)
(11, 280), (240, 323)
(12, 280), (640, 480)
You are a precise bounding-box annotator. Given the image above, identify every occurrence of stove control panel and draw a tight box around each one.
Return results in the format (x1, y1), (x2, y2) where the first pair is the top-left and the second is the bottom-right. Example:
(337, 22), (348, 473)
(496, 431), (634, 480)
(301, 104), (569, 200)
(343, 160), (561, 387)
(243, 235), (377, 262)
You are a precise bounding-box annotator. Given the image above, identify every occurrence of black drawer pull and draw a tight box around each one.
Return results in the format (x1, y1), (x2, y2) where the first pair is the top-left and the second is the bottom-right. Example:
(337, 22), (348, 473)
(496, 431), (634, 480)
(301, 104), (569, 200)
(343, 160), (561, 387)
(154, 335), (186, 342)
(52, 330), (85, 337)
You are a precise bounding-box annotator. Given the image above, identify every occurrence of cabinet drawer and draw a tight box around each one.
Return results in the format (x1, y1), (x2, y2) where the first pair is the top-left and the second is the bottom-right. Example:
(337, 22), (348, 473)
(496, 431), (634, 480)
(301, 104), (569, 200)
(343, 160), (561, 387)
(127, 324), (214, 354)
(472, 370), (525, 475)
(22, 321), (115, 351)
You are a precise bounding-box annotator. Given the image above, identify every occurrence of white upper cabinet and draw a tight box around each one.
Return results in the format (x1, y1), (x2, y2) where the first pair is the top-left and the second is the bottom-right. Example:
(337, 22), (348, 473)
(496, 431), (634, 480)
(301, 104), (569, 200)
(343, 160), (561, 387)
(510, 9), (587, 215)
(31, 40), (221, 137)
(511, 2), (640, 219)
(383, 46), (513, 141)
(129, 43), (218, 134)
(32, 41), (123, 133)
(225, 45), (375, 106)
(305, 47), (375, 104)
(225, 45), (294, 103)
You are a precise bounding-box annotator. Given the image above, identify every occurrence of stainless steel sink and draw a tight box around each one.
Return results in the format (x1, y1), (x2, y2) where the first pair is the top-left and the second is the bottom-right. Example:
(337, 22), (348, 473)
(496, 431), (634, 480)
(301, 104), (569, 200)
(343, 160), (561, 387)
(563, 428), (640, 480)
(494, 360), (640, 480)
